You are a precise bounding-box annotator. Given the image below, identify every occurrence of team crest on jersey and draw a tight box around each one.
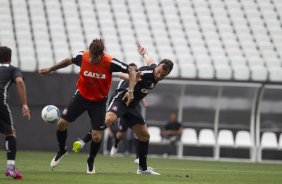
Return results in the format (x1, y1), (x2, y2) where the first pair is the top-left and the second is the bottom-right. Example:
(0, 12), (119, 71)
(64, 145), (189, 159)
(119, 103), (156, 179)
(62, 108), (68, 115)
(112, 106), (118, 111)
(84, 71), (106, 79)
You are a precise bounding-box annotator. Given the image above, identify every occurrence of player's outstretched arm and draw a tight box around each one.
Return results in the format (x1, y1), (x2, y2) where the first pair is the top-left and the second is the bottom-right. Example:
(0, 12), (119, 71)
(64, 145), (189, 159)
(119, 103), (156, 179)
(118, 71), (142, 81)
(15, 77), (30, 120)
(137, 42), (154, 66)
(39, 57), (72, 75)
(122, 66), (136, 106)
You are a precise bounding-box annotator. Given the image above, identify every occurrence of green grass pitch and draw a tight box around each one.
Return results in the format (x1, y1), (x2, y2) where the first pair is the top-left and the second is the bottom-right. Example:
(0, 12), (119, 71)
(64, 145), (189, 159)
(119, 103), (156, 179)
(0, 151), (282, 184)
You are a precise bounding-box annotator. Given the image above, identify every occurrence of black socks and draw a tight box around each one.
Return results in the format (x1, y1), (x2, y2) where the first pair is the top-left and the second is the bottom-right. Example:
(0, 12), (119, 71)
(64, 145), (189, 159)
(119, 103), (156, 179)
(57, 130), (67, 152)
(138, 141), (149, 171)
(5, 136), (17, 160)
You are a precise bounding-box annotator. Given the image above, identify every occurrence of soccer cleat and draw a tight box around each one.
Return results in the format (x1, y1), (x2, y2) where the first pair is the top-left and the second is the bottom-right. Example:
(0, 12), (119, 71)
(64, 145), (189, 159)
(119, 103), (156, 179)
(5, 168), (23, 179)
(50, 149), (67, 168)
(72, 138), (85, 153)
(110, 146), (118, 157)
(134, 158), (139, 164)
(86, 157), (95, 174)
(136, 167), (160, 175)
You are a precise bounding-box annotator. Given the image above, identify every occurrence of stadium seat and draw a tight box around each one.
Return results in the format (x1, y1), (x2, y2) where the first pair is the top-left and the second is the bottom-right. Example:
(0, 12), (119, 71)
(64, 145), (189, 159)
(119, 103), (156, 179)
(268, 67), (282, 82)
(250, 66), (268, 81)
(232, 65), (250, 81)
(214, 65), (232, 80)
(235, 130), (252, 148)
(180, 63), (197, 78)
(181, 128), (198, 145)
(197, 64), (214, 79)
(177, 128), (198, 158)
(261, 132), (278, 149)
(279, 133), (282, 150)
(148, 126), (162, 143)
(217, 129), (234, 147)
(198, 129), (215, 146)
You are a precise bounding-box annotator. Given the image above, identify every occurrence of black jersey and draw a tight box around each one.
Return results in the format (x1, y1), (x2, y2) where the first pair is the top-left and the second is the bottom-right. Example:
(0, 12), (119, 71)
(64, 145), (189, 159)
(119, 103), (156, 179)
(0, 64), (23, 101)
(111, 64), (158, 107)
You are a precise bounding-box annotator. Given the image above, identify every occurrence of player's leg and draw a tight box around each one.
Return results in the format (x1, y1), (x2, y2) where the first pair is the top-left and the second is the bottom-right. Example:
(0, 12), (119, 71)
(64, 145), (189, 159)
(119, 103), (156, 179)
(51, 92), (86, 168)
(86, 98), (107, 174)
(73, 129), (92, 153)
(0, 103), (23, 179)
(133, 132), (140, 164)
(4, 130), (23, 179)
(111, 118), (128, 157)
(128, 107), (160, 175)
(132, 124), (160, 175)
(87, 129), (103, 174)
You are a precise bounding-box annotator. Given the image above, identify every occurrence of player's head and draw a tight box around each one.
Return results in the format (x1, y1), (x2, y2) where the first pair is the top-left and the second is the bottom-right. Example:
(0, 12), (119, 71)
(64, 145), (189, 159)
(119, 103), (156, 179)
(89, 38), (105, 64)
(128, 63), (137, 71)
(169, 113), (177, 123)
(154, 59), (173, 81)
(0, 46), (12, 64)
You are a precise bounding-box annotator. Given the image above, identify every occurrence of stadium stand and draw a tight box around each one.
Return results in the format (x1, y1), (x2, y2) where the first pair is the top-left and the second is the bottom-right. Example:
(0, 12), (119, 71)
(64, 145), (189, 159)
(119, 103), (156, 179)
(0, 0), (281, 81)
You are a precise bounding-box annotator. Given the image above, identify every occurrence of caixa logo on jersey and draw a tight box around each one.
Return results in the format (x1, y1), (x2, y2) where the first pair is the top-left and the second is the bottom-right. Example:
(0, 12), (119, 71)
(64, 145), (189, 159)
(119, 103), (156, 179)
(141, 83), (155, 94)
(84, 71), (106, 79)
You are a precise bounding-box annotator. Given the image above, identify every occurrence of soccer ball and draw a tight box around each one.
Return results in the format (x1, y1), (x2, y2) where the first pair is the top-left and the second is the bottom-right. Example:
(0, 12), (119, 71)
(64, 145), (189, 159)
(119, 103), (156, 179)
(41, 105), (60, 124)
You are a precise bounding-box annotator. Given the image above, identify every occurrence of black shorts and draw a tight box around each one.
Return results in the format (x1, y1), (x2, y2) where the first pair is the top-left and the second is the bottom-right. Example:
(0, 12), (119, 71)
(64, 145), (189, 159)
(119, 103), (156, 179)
(0, 103), (14, 134)
(107, 97), (145, 129)
(61, 91), (107, 130)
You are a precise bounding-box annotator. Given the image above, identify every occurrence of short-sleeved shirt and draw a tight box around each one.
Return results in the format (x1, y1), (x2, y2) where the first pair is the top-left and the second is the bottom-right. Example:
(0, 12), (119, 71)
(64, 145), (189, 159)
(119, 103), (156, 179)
(110, 64), (158, 107)
(0, 64), (23, 101)
(71, 51), (129, 101)
(164, 122), (182, 131)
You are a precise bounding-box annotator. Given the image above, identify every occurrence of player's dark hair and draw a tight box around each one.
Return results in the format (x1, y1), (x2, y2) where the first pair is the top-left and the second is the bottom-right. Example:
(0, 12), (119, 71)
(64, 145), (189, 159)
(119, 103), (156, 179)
(89, 38), (104, 57)
(0, 46), (12, 63)
(159, 59), (173, 73)
(128, 63), (137, 67)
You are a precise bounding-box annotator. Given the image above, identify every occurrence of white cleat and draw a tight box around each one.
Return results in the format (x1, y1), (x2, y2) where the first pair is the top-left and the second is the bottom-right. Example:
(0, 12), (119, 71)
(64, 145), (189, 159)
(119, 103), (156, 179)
(110, 146), (118, 157)
(86, 164), (96, 174)
(50, 150), (67, 169)
(136, 167), (160, 175)
(134, 158), (139, 164)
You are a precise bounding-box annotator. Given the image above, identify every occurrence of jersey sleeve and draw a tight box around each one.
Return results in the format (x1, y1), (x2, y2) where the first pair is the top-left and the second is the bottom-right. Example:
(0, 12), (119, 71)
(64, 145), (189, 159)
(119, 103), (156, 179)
(12, 68), (23, 82)
(110, 58), (129, 73)
(71, 51), (84, 66)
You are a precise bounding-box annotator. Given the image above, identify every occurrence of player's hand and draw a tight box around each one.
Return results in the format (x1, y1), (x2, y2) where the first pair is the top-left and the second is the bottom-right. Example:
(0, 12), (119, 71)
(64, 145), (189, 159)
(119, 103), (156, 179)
(22, 104), (31, 120)
(122, 90), (134, 106)
(136, 71), (143, 81)
(39, 68), (52, 76)
(137, 42), (147, 56)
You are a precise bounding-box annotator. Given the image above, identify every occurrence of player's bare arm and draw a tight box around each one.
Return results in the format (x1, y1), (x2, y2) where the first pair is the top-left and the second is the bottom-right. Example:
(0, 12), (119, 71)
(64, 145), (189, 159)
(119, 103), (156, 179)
(39, 57), (73, 75)
(119, 71), (143, 81)
(137, 42), (154, 66)
(122, 66), (136, 106)
(15, 77), (30, 120)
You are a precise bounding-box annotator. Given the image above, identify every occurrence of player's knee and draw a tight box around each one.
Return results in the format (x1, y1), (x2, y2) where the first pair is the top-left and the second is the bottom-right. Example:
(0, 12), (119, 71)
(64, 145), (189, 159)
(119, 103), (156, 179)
(92, 131), (102, 142)
(57, 119), (68, 131)
(105, 113), (117, 127)
(139, 133), (150, 142)
(116, 131), (125, 139)
(5, 129), (16, 136)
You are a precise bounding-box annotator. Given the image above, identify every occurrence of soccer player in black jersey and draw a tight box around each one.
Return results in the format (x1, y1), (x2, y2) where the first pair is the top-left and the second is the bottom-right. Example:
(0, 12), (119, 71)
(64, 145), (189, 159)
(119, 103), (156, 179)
(0, 46), (31, 179)
(104, 43), (173, 175)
